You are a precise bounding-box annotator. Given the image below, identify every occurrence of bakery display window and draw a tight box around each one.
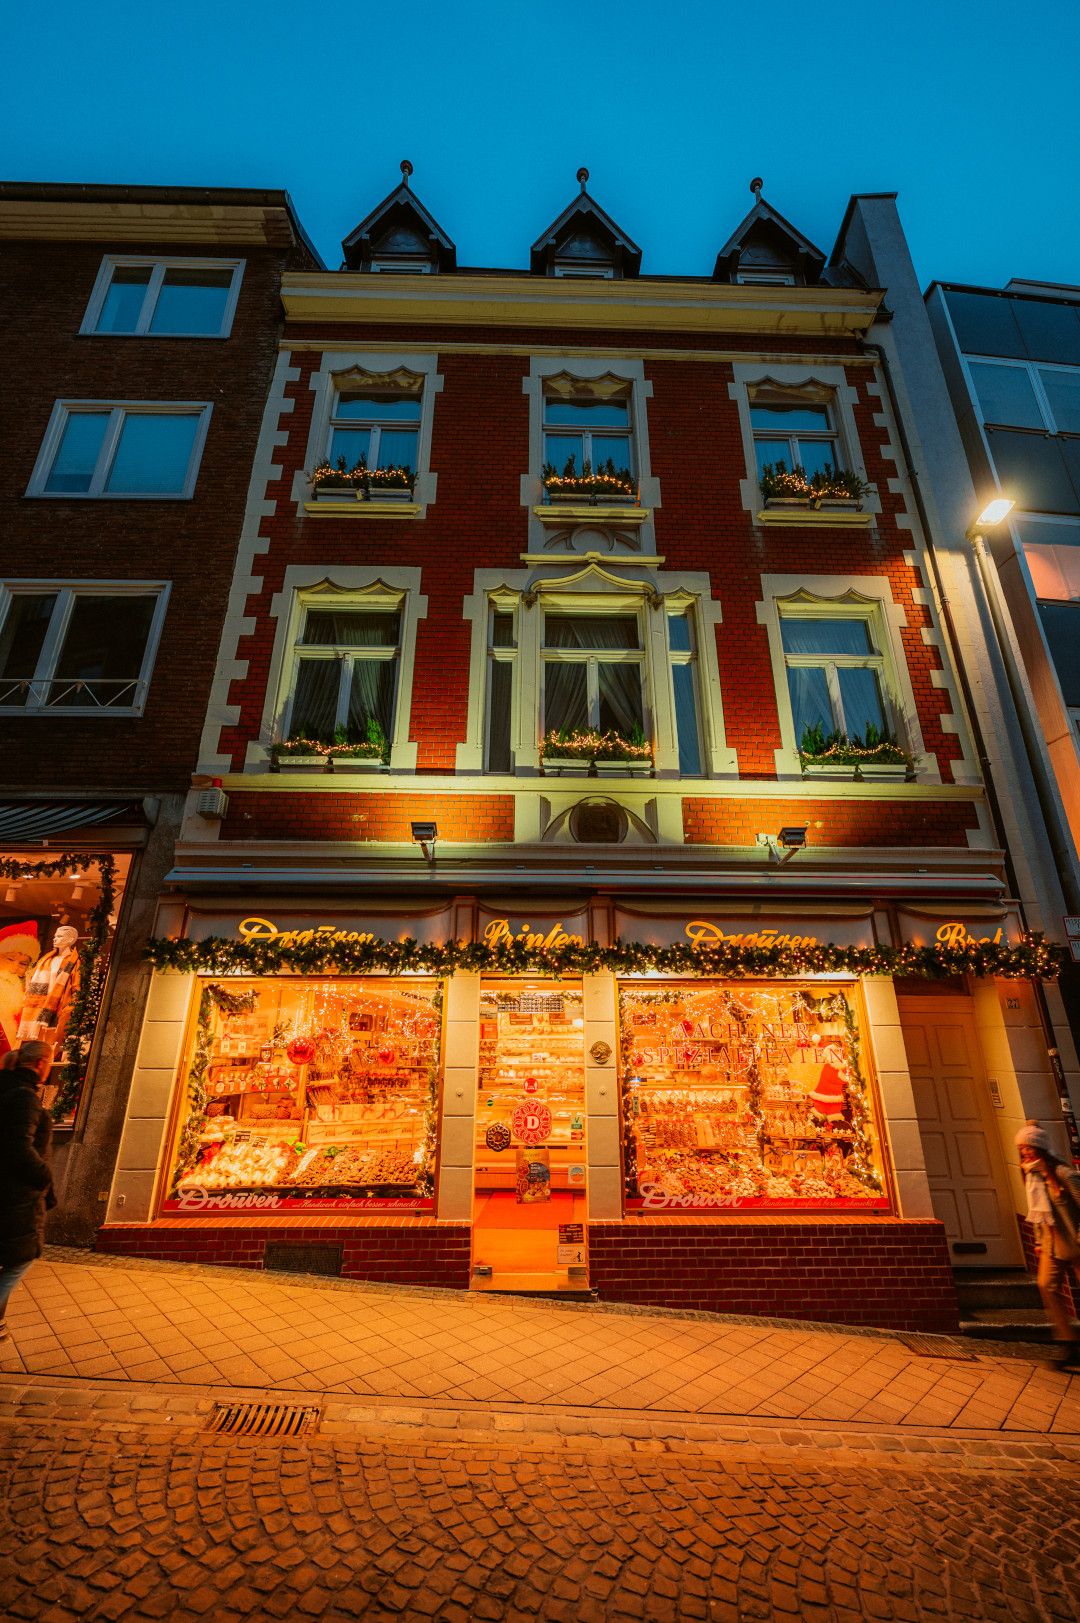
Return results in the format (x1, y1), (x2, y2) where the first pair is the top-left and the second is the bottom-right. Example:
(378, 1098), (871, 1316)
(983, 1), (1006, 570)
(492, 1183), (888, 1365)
(620, 981), (890, 1211)
(163, 977), (441, 1213)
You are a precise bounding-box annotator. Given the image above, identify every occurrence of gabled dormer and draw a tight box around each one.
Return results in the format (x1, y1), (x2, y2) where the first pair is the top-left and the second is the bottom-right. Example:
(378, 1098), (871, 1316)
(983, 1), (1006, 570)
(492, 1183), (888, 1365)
(531, 168), (642, 279)
(713, 179), (826, 286)
(341, 161), (456, 273)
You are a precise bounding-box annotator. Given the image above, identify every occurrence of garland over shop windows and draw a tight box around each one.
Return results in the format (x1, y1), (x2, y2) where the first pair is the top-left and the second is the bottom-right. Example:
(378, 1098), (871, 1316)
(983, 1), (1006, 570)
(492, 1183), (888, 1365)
(145, 930), (1066, 982)
(0, 851), (117, 1119)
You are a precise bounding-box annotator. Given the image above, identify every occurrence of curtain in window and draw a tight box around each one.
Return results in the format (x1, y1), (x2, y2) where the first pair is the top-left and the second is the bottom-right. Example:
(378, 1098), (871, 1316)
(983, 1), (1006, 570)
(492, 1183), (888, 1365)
(487, 661), (513, 770)
(542, 615), (644, 736)
(544, 662), (588, 733)
(347, 660), (396, 745)
(780, 618), (873, 656)
(786, 668), (833, 743)
(302, 611), (399, 647)
(291, 658), (340, 740)
(837, 668), (885, 737)
(672, 665), (701, 774)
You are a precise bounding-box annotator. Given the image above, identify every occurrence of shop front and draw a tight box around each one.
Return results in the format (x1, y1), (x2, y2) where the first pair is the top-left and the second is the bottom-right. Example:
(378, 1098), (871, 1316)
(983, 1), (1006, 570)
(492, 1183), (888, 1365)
(97, 892), (1067, 1332)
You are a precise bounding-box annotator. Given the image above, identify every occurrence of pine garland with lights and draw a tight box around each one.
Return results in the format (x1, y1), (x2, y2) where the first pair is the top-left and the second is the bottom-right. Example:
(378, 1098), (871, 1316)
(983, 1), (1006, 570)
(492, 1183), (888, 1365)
(0, 852), (117, 1121)
(145, 930), (1066, 982)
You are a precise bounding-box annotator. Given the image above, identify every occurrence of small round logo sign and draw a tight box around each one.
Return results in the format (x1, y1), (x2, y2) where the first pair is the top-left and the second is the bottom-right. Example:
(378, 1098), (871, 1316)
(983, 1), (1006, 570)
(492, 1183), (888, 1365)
(511, 1102), (553, 1144)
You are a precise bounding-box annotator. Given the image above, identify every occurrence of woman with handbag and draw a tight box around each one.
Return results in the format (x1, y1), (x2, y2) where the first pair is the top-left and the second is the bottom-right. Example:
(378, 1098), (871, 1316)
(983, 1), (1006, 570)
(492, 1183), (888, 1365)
(1016, 1121), (1080, 1369)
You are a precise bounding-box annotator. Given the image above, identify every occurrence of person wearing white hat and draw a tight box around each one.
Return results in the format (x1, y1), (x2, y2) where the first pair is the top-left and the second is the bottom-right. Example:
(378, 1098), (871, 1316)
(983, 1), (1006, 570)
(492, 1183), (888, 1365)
(1015, 1121), (1080, 1368)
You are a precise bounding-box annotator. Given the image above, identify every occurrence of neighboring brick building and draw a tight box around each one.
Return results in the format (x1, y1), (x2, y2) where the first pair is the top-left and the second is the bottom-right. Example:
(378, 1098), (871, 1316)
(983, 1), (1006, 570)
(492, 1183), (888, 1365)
(97, 169), (1078, 1332)
(0, 183), (319, 1239)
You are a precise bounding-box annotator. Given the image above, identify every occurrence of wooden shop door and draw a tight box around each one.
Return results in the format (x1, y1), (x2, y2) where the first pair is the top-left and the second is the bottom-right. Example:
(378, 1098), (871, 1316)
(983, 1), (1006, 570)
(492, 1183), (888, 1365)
(898, 997), (1021, 1267)
(471, 981), (589, 1293)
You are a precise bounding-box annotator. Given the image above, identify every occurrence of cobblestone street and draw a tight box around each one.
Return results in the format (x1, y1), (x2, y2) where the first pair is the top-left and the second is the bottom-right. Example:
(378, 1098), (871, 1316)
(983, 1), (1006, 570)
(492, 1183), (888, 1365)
(0, 1253), (1078, 1621)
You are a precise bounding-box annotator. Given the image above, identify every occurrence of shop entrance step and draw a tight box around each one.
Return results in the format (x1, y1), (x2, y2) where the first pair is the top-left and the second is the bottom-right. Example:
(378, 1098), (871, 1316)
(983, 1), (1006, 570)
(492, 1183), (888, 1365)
(952, 1269), (1042, 1312)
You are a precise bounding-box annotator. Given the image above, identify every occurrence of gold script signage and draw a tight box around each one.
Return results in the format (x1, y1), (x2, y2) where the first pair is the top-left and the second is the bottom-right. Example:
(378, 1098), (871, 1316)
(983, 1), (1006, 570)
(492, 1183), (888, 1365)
(482, 918), (586, 951)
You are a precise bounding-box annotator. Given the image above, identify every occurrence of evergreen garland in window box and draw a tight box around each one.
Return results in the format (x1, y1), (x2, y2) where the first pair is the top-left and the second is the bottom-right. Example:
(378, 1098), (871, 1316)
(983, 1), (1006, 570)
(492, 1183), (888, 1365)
(541, 727), (653, 775)
(760, 462), (873, 510)
(799, 723), (912, 782)
(542, 456), (637, 505)
(309, 458), (415, 501)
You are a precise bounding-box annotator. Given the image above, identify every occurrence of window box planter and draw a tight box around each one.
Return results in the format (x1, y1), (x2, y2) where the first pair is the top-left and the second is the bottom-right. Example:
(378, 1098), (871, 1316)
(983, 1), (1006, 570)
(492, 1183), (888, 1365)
(272, 754), (328, 774)
(801, 761), (858, 781)
(764, 495), (861, 512)
(856, 761), (911, 782)
(361, 485), (414, 503)
(541, 757), (593, 777)
(546, 488), (637, 507)
(593, 759), (654, 778)
(314, 484), (358, 503)
(328, 755), (387, 774)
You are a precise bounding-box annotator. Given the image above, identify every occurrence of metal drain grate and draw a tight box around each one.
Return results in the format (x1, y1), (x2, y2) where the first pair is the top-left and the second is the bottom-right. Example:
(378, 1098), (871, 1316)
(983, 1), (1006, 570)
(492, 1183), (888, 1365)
(902, 1335), (977, 1361)
(207, 1402), (319, 1438)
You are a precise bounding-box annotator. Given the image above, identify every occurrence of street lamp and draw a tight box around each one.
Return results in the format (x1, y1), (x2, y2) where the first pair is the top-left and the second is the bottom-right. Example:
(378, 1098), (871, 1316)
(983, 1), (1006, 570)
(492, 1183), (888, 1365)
(966, 496), (1015, 540)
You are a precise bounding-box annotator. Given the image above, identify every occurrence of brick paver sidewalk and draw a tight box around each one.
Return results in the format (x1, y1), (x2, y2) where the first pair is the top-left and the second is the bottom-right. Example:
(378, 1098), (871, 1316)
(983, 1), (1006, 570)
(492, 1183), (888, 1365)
(1, 1248), (1078, 1437)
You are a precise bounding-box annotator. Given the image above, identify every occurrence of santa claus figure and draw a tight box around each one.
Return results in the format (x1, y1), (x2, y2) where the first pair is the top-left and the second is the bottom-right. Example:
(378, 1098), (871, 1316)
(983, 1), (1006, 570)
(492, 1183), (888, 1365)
(0, 920), (39, 1058)
(809, 1061), (847, 1123)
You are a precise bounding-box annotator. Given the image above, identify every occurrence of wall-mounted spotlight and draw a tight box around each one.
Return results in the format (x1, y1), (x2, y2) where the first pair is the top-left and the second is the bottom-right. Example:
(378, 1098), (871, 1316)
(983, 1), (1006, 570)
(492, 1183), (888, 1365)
(411, 821), (438, 862)
(756, 825), (809, 864)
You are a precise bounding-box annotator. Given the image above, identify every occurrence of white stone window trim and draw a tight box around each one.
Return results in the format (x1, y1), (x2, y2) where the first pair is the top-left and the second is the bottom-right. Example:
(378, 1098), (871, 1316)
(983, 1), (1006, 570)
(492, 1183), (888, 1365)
(297, 352), (443, 513)
(80, 255), (245, 339)
(249, 565), (427, 772)
(26, 400), (213, 501)
(456, 561), (737, 777)
(0, 578), (170, 716)
(756, 572), (935, 781)
(522, 356), (659, 553)
(729, 362), (880, 520)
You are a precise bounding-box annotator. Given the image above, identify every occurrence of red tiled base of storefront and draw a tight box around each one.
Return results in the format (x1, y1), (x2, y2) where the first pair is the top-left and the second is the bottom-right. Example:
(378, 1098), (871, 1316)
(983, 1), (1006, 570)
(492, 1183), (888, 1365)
(95, 1219), (473, 1290)
(587, 1216), (961, 1334)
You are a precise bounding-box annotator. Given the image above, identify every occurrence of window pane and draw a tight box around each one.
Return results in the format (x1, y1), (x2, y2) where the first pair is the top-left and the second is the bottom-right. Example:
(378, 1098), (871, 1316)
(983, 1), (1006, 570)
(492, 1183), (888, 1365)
(837, 667), (886, 738)
(544, 432), (585, 472)
(45, 412), (109, 493)
(290, 659), (340, 739)
(347, 659), (396, 744)
(329, 427), (371, 467)
(755, 439), (788, 477)
(1038, 602), (1080, 707)
(968, 361), (1044, 429)
(1041, 368), (1080, 434)
(598, 664), (643, 735)
(787, 667), (834, 743)
(487, 660), (513, 771)
(945, 290), (1026, 359)
(149, 268), (233, 335)
(336, 394), (421, 422)
(592, 435), (632, 471)
(491, 612), (515, 648)
(1014, 300), (1080, 366)
(95, 267), (152, 332)
(798, 439), (840, 479)
(545, 614), (640, 649)
(0, 595), (57, 701)
(667, 614), (692, 653)
(672, 664), (701, 774)
(375, 428), (418, 471)
(780, 618), (874, 656)
(544, 400), (629, 428)
(50, 594), (157, 706)
(302, 610), (399, 647)
(544, 661), (588, 733)
(105, 413), (199, 494)
(750, 402), (831, 434)
(986, 429), (1078, 514)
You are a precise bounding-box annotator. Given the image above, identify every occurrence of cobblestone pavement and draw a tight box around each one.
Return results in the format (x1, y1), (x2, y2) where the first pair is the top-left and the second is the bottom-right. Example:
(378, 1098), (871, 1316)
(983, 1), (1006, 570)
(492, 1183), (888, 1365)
(0, 1389), (1078, 1623)
(3, 1250), (1079, 1436)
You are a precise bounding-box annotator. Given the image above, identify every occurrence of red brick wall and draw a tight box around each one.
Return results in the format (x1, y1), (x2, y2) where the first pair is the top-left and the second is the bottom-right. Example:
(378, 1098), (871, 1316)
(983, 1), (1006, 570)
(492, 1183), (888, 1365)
(0, 236), (308, 793)
(682, 797), (980, 848)
(96, 1220), (473, 1289)
(587, 1217), (960, 1333)
(220, 790), (515, 843)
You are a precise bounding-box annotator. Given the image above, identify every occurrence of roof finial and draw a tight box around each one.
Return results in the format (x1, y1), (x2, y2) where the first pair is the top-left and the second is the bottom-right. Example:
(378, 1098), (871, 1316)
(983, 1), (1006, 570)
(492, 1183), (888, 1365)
(577, 166), (589, 193)
(749, 176), (764, 201)
(400, 159), (413, 188)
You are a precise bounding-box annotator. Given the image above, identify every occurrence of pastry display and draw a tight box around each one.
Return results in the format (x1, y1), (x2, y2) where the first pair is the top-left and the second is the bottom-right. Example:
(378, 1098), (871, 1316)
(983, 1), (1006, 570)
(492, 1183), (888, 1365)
(169, 978), (440, 1201)
(621, 983), (888, 1209)
(475, 987), (587, 1194)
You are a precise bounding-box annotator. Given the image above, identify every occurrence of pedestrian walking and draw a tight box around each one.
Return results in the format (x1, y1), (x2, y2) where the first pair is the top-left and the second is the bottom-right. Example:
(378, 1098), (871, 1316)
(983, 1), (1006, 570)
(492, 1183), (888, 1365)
(1016, 1120), (1080, 1369)
(0, 1039), (56, 1339)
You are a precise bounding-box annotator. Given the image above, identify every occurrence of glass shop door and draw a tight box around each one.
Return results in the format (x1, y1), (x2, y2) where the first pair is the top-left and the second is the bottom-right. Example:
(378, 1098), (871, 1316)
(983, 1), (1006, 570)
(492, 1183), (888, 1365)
(472, 981), (589, 1292)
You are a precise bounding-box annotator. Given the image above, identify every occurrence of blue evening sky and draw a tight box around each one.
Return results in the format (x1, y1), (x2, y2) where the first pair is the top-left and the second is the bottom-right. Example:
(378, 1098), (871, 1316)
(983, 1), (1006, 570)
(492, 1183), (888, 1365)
(5, 0), (1078, 291)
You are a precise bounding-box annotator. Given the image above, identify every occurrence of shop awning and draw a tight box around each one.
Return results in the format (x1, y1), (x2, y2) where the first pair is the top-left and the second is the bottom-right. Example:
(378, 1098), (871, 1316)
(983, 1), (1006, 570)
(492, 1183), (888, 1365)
(0, 799), (152, 848)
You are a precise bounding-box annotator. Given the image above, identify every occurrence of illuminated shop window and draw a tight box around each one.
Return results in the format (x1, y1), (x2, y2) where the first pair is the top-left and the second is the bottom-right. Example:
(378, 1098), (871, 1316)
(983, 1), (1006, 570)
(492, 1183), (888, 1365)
(619, 982), (889, 1212)
(164, 979), (441, 1214)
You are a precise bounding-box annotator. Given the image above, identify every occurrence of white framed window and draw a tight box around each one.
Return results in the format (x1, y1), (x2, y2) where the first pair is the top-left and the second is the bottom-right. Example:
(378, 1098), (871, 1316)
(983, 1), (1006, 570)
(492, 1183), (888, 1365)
(0, 582), (168, 714)
(81, 257), (244, 338)
(27, 402), (212, 499)
(967, 356), (1080, 434)
(750, 382), (842, 480)
(779, 611), (890, 748)
(667, 608), (704, 774)
(327, 376), (423, 474)
(542, 380), (633, 480)
(282, 601), (402, 754)
(485, 605), (517, 772)
(542, 609), (647, 740)
(736, 271), (796, 286)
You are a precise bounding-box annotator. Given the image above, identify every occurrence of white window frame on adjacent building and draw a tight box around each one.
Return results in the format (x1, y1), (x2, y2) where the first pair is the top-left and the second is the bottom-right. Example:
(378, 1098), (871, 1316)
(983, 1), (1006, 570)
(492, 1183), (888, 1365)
(756, 574), (933, 780)
(26, 401), (212, 500)
(963, 354), (1080, 434)
(80, 256), (245, 338)
(0, 580), (169, 716)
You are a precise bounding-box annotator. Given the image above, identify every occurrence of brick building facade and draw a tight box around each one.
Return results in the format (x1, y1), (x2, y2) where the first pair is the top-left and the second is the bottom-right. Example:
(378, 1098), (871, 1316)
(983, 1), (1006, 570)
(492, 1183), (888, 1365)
(96, 171), (1079, 1331)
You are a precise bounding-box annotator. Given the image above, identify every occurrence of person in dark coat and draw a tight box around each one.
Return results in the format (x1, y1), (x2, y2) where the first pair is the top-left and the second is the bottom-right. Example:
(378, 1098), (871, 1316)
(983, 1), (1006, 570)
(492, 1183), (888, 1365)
(0, 1039), (55, 1337)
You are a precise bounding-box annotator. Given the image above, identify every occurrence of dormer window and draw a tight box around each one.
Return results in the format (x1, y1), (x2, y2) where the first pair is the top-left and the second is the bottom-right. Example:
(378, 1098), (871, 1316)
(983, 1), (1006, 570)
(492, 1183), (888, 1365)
(368, 223), (435, 274)
(736, 270), (796, 287)
(531, 169), (641, 279)
(341, 161), (456, 274)
(553, 231), (615, 279)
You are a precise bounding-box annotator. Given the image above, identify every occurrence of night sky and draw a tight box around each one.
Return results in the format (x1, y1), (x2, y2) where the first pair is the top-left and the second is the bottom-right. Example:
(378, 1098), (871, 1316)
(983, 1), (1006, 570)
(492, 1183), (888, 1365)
(6, 0), (1078, 291)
